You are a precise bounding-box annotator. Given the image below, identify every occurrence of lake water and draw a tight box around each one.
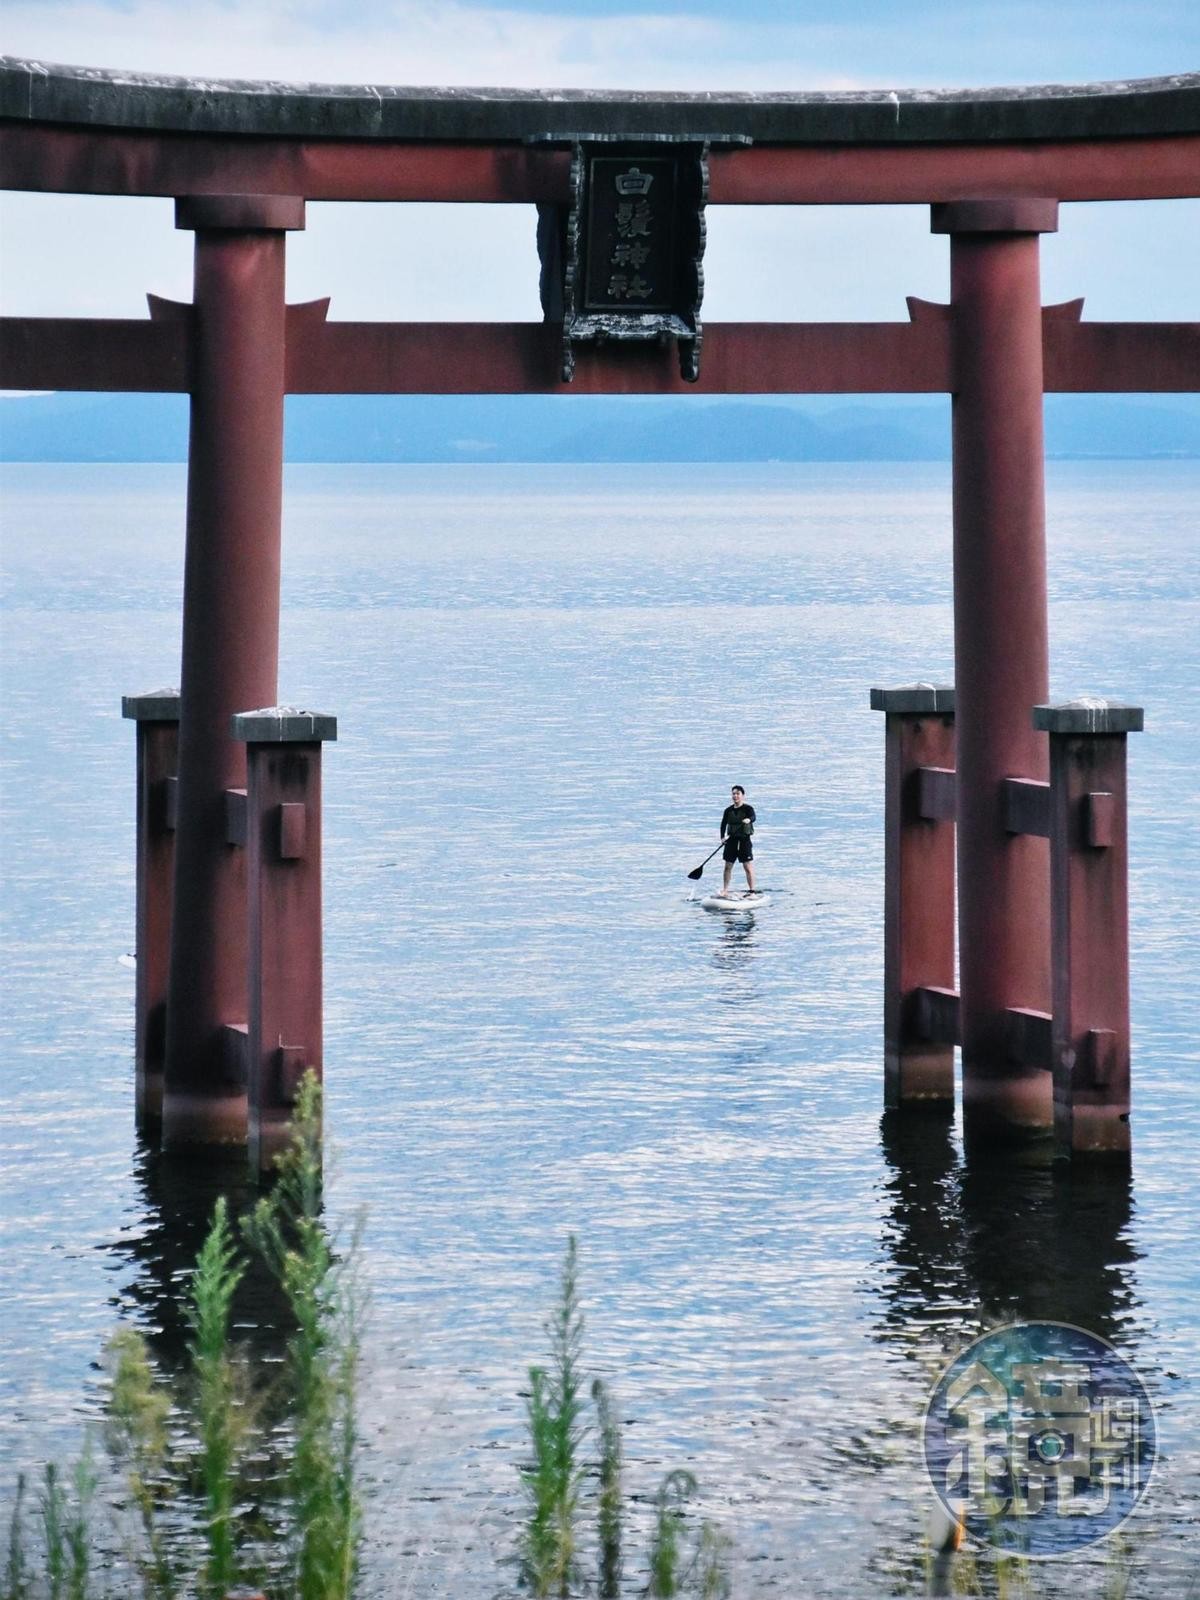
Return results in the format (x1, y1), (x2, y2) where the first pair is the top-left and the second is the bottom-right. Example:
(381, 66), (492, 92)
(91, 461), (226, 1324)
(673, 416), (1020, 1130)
(0, 460), (1197, 1595)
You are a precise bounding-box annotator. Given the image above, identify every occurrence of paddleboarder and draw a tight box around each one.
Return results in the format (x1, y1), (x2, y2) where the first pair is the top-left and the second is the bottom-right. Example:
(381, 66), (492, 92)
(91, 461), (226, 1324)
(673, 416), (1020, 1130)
(720, 785), (757, 896)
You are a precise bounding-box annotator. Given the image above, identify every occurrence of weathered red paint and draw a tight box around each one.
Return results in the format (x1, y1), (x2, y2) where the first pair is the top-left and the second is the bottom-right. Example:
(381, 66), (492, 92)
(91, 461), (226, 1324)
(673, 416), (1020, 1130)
(943, 199), (1054, 1142)
(287, 317), (953, 395)
(239, 728), (329, 1173)
(3, 122), (1199, 203)
(0, 317), (190, 391)
(711, 137), (1200, 206)
(1042, 321), (1200, 392)
(161, 202), (296, 1149)
(4, 311), (1195, 396)
(1043, 719), (1139, 1157)
(872, 688), (957, 1108)
(122, 693), (179, 1128)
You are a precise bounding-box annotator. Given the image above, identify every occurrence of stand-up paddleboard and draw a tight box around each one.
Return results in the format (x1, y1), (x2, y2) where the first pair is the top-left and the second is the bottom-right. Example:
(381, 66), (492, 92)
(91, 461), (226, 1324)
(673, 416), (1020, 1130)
(699, 891), (770, 912)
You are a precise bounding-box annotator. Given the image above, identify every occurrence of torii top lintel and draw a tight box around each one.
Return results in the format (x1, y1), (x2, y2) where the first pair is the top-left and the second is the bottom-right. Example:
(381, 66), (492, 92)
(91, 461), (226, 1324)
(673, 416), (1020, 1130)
(2, 58), (1199, 203)
(1, 59), (1198, 397)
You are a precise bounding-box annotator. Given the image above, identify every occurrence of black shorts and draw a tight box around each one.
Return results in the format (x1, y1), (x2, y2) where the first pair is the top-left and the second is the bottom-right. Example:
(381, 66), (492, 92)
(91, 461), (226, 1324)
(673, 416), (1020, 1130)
(723, 836), (753, 864)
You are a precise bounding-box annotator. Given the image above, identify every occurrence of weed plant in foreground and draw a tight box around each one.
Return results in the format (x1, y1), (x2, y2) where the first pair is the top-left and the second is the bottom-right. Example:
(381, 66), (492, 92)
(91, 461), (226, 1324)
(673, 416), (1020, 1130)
(518, 1237), (731, 1599)
(3, 1103), (732, 1599)
(5, 1083), (1145, 1598)
(2, 1076), (364, 1600)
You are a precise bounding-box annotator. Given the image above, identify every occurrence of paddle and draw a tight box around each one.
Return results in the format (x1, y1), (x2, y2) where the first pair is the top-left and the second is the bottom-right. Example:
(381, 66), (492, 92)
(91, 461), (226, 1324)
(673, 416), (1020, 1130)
(687, 841), (727, 881)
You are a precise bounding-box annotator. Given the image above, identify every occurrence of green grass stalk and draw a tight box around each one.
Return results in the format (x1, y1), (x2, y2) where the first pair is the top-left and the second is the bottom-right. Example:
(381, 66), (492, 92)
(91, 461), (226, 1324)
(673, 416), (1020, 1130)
(4, 1473), (28, 1600)
(592, 1378), (622, 1600)
(103, 1327), (176, 1600)
(64, 1446), (97, 1600)
(648, 1469), (697, 1599)
(38, 1464), (66, 1600)
(520, 1236), (585, 1599)
(243, 1074), (362, 1600)
(186, 1196), (247, 1600)
(693, 1522), (733, 1600)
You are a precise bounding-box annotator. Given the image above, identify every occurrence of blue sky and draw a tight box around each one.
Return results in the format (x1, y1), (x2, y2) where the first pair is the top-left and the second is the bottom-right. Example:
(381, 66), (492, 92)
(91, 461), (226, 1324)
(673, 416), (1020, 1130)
(3, 0), (1195, 88)
(0, 0), (1196, 331)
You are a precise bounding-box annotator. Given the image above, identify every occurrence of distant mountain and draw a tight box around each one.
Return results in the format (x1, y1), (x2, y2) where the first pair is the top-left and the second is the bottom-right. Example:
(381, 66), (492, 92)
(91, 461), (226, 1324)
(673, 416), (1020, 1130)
(1, 391), (1197, 463)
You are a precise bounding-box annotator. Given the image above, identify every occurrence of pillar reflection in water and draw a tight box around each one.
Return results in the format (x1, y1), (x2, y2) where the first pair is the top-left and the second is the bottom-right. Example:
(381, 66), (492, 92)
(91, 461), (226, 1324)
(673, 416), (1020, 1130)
(876, 1112), (1139, 1347)
(868, 1116), (1142, 1594)
(96, 1139), (311, 1584)
(103, 1138), (292, 1375)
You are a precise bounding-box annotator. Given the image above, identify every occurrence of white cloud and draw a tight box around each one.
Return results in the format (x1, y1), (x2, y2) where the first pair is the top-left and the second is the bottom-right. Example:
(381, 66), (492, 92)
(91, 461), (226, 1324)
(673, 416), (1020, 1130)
(0, 0), (871, 92)
(3, 0), (1195, 90)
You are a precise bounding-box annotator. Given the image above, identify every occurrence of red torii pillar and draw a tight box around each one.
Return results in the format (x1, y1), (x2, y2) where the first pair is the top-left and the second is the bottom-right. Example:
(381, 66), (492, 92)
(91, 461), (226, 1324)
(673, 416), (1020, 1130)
(934, 198), (1057, 1144)
(162, 194), (305, 1150)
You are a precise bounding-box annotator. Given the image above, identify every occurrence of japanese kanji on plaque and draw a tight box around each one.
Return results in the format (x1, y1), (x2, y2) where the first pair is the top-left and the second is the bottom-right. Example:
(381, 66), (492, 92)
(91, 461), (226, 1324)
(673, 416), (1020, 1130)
(583, 156), (677, 312)
(536, 136), (721, 382)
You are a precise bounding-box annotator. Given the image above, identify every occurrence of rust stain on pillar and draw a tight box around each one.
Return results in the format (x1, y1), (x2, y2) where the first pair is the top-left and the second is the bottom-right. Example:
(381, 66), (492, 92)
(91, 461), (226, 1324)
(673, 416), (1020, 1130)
(935, 197), (1056, 1143)
(162, 194), (304, 1149)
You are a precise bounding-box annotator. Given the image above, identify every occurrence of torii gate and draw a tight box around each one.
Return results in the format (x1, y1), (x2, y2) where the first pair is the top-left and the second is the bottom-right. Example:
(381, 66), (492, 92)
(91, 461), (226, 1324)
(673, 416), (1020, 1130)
(2, 60), (1197, 1167)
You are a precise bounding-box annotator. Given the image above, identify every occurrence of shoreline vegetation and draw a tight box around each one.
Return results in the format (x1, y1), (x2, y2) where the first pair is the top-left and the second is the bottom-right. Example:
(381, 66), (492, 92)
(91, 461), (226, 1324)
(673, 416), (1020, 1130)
(4, 1078), (364, 1600)
(1, 1080), (732, 1600)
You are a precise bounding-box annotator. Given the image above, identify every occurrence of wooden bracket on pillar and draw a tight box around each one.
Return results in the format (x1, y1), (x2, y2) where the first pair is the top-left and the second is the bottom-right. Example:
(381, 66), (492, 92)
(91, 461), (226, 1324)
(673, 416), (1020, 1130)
(1034, 698), (1143, 1160)
(1086, 791), (1115, 848)
(224, 788), (248, 847)
(277, 1045), (308, 1106)
(1002, 776), (1051, 837)
(122, 688), (180, 1129)
(1005, 1006), (1053, 1070)
(278, 802), (307, 860)
(220, 1021), (249, 1089)
(1086, 1027), (1118, 1088)
(871, 682), (957, 1109)
(914, 985), (961, 1046)
(917, 766), (957, 821)
(232, 706), (337, 1173)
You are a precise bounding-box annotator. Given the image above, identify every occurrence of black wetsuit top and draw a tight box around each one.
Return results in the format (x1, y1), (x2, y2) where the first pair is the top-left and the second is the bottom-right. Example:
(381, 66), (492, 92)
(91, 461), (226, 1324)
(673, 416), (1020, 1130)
(720, 804), (756, 840)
